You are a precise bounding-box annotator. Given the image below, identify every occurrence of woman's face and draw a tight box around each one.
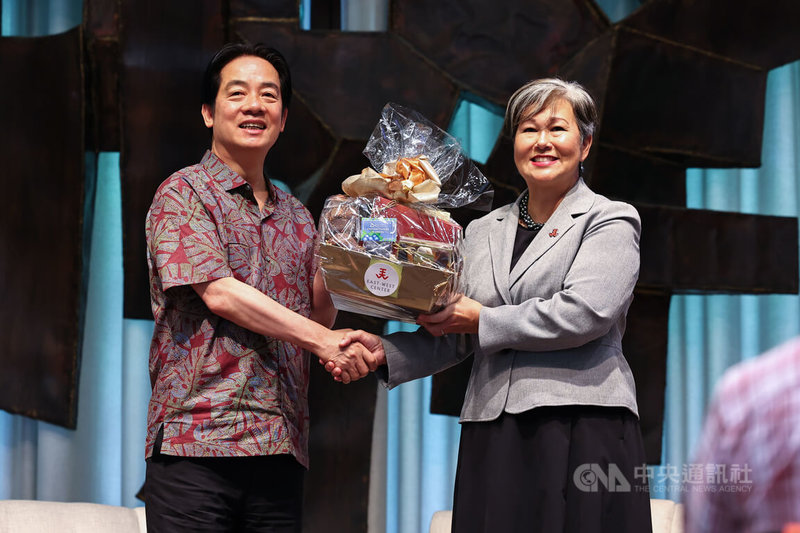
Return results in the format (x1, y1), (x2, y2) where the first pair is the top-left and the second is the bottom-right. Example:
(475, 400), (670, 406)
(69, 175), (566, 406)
(513, 97), (592, 192)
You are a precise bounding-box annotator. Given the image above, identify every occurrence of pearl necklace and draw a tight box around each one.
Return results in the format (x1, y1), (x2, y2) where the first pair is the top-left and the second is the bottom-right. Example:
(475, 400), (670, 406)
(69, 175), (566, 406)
(518, 190), (544, 231)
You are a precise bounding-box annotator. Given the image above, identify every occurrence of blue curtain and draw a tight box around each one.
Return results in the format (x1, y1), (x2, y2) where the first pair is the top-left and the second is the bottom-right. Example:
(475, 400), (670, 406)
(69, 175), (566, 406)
(0, 146), (151, 505)
(1, 0), (80, 36)
(595, 0), (644, 22)
(1, 3), (152, 507)
(2, 2), (800, 533)
(656, 59), (800, 500)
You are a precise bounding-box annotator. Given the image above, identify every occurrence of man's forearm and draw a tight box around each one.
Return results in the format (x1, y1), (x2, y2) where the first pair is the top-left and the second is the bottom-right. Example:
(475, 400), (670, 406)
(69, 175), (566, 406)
(193, 276), (380, 383)
(193, 276), (332, 355)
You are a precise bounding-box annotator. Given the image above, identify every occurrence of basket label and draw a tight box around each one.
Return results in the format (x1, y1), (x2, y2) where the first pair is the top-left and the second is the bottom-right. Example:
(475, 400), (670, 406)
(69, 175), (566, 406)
(364, 260), (402, 297)
(361, 217), (397, 242)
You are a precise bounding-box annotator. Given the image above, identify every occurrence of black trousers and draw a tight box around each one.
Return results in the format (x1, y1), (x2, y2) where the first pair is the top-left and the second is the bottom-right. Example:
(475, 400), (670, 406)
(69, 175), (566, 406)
(451, 406), (653, 533)
(144, 432), (304, 533)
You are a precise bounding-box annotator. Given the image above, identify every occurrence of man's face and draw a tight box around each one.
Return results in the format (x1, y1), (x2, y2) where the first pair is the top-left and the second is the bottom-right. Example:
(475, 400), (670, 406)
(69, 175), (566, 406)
(201, 55), (288, 158)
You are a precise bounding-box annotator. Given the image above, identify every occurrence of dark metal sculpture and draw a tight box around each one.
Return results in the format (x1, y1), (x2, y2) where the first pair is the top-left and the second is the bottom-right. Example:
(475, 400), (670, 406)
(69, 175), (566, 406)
(118, 0), (225, 318)
(1, 0), (799, 531)
(0, 28), (87, 428)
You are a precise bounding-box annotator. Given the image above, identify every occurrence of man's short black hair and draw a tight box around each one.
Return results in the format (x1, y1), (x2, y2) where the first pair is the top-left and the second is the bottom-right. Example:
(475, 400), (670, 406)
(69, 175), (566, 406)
(201, 42), (292, 111)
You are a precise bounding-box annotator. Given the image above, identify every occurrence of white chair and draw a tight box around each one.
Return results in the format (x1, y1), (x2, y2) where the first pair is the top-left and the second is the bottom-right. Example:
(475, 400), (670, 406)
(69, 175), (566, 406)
(429, 510), (453, 533)
(0, 500), (147, 533)
(650, 498), (684, 533)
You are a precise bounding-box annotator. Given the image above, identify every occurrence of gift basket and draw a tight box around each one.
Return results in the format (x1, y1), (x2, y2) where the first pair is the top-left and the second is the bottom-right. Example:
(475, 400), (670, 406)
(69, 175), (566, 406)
(317, 103), (493, 322)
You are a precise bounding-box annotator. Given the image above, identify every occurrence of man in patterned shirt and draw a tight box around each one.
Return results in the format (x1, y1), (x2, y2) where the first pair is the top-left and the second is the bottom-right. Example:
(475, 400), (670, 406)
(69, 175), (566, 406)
(143, 42), (378, 532)
(684, 336), (800, 533)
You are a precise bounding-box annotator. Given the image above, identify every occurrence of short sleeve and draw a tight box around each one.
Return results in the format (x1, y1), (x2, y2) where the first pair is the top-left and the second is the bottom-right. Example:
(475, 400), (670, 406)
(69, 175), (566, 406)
(146, 179), (232, 290)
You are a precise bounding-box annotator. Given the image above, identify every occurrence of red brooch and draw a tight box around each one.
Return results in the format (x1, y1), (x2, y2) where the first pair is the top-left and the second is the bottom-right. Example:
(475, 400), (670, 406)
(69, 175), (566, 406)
(549, 228), (558, 238)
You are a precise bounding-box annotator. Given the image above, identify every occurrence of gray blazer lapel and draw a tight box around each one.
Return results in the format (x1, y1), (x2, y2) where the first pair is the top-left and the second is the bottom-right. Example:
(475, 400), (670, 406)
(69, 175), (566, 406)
(487, 204), (517, 305)
(509, 179), (595, 289)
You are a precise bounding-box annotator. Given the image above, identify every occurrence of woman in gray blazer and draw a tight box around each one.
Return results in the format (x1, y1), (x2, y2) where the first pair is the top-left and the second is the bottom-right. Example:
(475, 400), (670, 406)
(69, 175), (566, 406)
(333, 79), (652, 533)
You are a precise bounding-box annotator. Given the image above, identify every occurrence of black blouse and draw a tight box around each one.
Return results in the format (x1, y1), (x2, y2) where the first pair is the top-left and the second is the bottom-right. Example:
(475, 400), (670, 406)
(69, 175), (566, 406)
(510, 221), (541, 271)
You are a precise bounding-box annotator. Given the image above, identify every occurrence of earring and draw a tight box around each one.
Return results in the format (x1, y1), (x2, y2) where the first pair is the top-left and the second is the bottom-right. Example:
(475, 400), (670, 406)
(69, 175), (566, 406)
(579, 162), (584, 178)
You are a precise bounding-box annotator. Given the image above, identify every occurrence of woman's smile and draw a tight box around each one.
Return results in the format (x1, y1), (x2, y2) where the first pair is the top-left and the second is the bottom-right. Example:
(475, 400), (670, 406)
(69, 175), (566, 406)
(513, 97), (591, 191)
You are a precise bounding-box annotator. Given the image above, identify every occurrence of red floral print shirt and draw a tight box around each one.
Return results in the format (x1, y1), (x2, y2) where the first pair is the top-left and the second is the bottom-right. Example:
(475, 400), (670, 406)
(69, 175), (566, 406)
(145, 151), (317, 467)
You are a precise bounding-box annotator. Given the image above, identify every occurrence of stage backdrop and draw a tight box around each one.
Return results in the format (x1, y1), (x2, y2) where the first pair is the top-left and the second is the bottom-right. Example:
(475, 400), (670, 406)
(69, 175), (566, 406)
(2, 3), (800, 533)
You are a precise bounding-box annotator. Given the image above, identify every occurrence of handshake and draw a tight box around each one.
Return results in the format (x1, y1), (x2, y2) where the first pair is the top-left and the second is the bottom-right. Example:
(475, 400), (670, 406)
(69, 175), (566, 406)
(311, 293), (479, 383)
(315, 329), (386, 384)
(311, 294), (479, 383)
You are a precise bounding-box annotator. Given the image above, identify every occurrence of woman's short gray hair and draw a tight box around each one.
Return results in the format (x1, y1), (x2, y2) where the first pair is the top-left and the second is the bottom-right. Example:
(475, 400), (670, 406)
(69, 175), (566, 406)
(504, 78), (598, 143)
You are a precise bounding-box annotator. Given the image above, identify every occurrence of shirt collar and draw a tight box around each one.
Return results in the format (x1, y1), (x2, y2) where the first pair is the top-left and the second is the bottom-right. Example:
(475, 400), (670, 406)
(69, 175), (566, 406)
(201, 150), (250, 192)
(201, 150), (281, 217)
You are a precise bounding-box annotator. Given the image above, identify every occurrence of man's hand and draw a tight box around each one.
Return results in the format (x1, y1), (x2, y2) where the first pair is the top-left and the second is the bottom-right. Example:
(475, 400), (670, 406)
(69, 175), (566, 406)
(320, 330), (386, 382)
(314, 329), (381, 384)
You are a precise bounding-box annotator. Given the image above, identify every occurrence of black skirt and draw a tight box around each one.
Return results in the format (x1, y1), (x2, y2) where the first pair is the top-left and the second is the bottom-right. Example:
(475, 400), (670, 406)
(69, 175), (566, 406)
(451, 406), (653, 533)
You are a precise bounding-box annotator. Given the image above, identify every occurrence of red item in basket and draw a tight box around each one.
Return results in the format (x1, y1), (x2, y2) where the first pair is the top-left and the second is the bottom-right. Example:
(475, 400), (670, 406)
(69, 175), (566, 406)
(373, 196), (460, 245)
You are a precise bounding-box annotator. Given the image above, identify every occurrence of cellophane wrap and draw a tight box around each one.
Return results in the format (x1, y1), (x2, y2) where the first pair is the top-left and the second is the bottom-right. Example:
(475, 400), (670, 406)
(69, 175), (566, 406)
(316, 103), (491, 322)
(364, 103), (493, 210)
(318, 195), (464, 322)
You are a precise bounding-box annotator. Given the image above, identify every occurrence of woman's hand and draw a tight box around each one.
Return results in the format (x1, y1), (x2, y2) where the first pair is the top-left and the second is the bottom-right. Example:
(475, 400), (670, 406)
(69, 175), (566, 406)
(417, 295), (482, 336)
